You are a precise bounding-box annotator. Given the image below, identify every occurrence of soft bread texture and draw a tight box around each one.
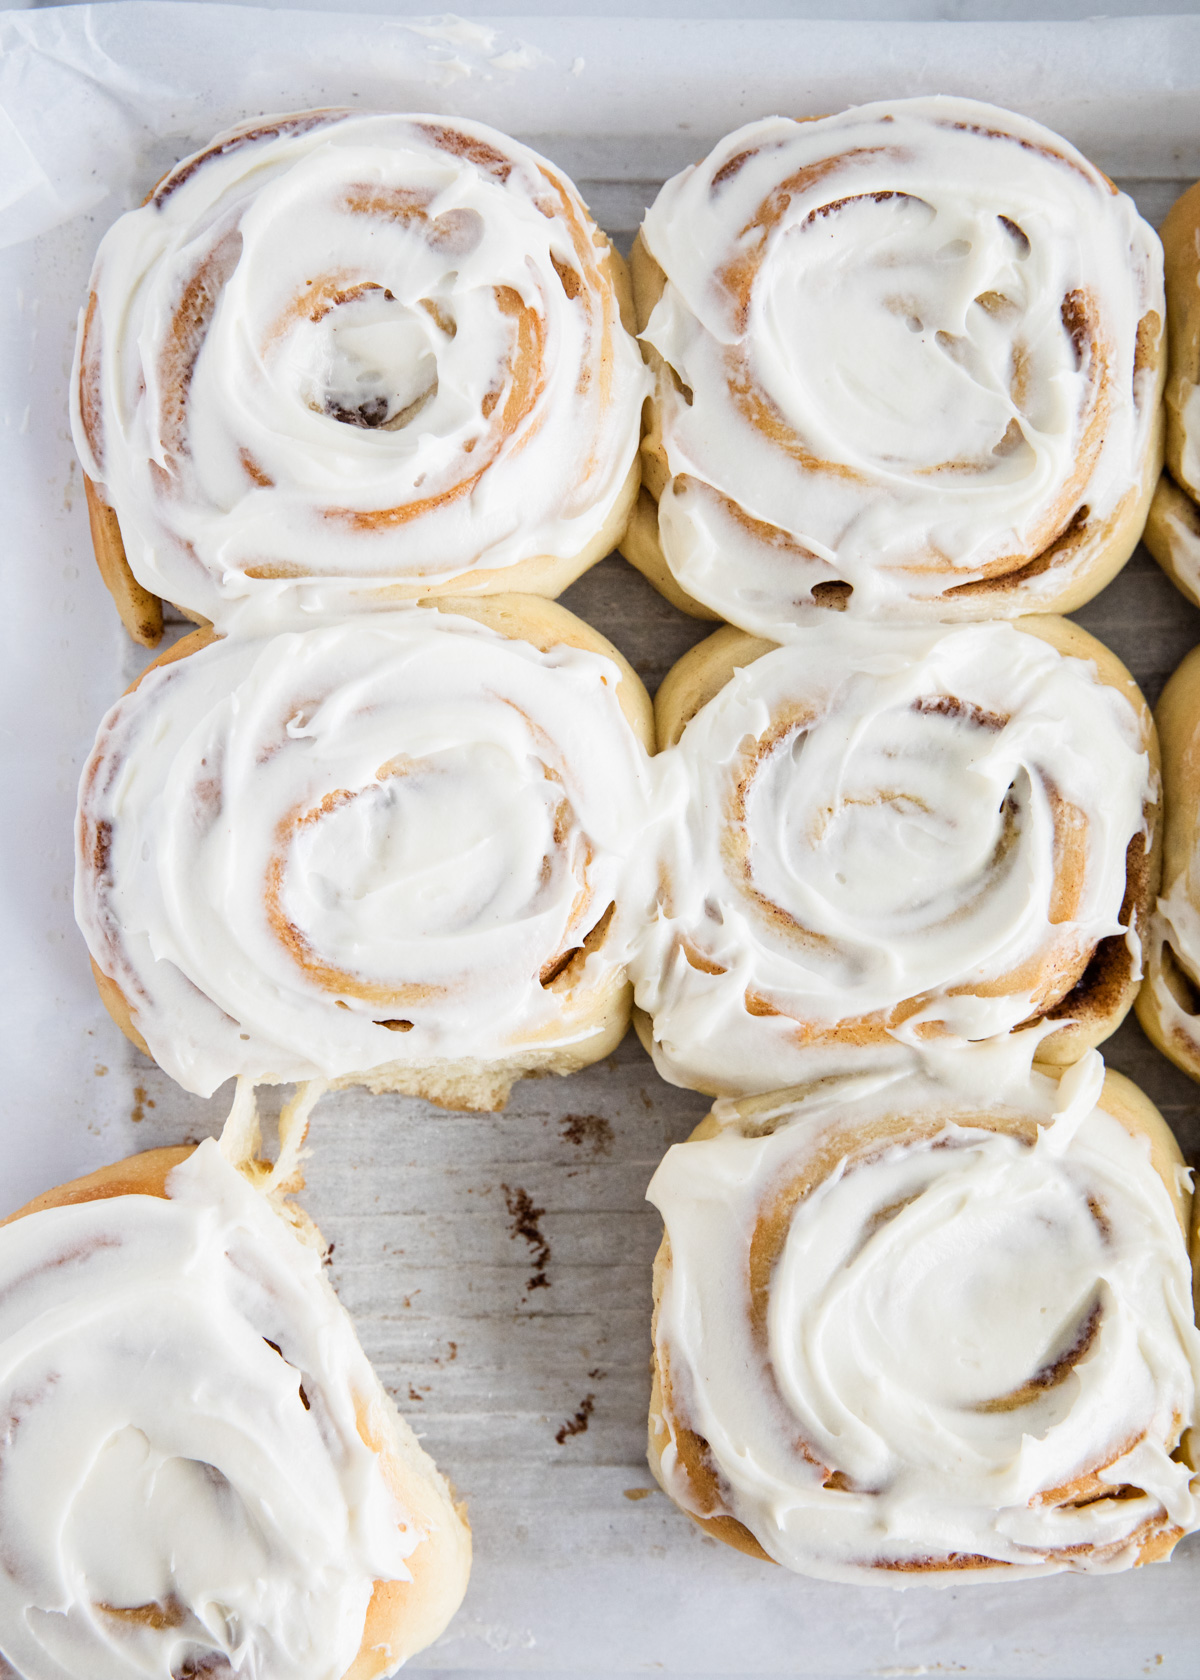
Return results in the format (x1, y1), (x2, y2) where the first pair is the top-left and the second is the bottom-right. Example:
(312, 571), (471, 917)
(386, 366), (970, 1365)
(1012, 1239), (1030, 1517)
(1137, 644), (1200, 1081)
(1144, 180), (1200, 606)
(625, 98), (1166, 630)
(80, 597), (653, 1110)
(74, 111), (646, 642)
(1158, 178), (1200, 504)
(647, 1061), (1200, 1581)
(634, 615), (1159, 1094)
(1, 1142), (471, 1675)
(1145, 470), (1200, 610)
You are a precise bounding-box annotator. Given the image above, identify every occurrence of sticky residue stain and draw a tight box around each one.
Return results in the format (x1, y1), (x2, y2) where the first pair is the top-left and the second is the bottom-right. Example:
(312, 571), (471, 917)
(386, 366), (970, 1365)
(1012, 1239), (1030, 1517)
(623, 1487), (653, 1501)
(555, 1393), (595, 1444)
(502, 1184), (550, 1291)
(560, 1112), (614, 1156)
(130, 1084), (156, 1123)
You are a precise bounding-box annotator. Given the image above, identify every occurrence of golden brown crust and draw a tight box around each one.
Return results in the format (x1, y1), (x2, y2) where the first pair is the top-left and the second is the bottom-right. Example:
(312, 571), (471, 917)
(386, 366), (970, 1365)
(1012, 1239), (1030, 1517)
(84, 476), (163, 648)
(1158, 180), (1200, 501)
(86, 597), (646, 1111)
(1144, 470), (1200, 610)
(1, 1145), (194, 1225)
(648, 1066), (1191, 1573)
(1136, 642), (1200, 1082)
(653, 623), (778, 750)
(652, 615), (1158, 1063)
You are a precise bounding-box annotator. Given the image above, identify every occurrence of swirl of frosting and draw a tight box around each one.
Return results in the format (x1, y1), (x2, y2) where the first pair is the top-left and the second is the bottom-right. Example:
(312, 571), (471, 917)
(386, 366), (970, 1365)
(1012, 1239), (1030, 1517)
(647, 1054), (1200, 1582)
(75, 601), (654, 1105)
(630, 96), (1164, 631)
(0, 1137), (469, 1679)
(632, 617), (1157, 1096)
(71, 110), (647, 636)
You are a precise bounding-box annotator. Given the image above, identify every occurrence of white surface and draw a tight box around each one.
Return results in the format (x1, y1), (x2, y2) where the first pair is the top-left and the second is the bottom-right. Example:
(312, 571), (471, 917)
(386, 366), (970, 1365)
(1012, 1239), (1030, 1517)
(6, 6), (1200, 1675)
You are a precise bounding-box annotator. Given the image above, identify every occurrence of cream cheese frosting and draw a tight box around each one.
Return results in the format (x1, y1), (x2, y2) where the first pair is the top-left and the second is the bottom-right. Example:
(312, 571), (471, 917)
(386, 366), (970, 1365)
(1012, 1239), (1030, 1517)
(71, 110), (647, 625)
(631, 620), (1153, 1095)
(75, 608), (655, 1096)
(0, 1140), (415, 1680)
(648, 1055), (1200, 1582)
(639, 96), (1163, 629)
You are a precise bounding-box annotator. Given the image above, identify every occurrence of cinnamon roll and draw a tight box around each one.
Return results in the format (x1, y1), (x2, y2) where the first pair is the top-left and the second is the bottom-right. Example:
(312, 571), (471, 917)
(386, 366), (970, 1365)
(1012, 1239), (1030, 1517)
(1144, 180), (1200, 608)
(624, 96), (1165, 632)
(0, 1096), (471, 1678)
(1137, 644), (1200, 1080)
(71, 110), (647, 644)
(75, 597), (654, 1109)
(648, 1054), (1200, 1582)
(632, 616), (1158, 1096)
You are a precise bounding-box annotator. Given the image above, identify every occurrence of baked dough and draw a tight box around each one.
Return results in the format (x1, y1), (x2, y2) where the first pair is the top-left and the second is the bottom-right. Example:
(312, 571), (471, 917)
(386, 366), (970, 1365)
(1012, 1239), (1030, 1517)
(632, 615), (1160, 1095)
(1136, 642), (1200, 1080)
(75, 597), (655, 1109)
(647, 1056), (1200, 1581)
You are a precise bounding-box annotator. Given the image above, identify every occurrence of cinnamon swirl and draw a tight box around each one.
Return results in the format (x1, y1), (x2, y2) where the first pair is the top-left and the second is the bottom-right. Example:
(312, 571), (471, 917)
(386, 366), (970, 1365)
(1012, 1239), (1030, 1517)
(71, 110), (647, 643)
(632, 616), (1158, 1096)
(648, 1054), (1200, 1582)
(1137, 644), (1200, 1080)
(75, 597), (655, 1108)
(1144, 180), (1200, 608)
(0, 1104), (471, 1677)
(624, 97), (1165, 631)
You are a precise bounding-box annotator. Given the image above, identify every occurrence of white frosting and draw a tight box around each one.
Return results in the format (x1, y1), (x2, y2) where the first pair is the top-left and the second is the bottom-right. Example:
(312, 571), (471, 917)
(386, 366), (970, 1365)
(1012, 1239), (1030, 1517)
(648, 1056), (1200, 1582)
(631, 621), (1152, 1095)
(640, 96), (1163, 630)
(75, 609), (654, 1096)
(0, 1140), (414, 1679)
(71, 110), (647, 624)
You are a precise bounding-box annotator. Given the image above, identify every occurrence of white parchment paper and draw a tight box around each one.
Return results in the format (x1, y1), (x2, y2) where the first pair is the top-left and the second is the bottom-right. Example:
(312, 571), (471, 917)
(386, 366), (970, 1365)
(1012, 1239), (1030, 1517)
(5, 7), (1200, 1673)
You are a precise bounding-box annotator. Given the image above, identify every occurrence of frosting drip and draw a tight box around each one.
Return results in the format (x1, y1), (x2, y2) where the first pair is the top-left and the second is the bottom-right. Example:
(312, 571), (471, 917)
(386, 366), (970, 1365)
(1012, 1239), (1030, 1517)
(71, 110), (647, 622)
(0, 1141), (413, 1680)
(640, 96), (1162, 628)
(75, 610), (654, 1096)
(631, 621), (1152, 1094)
(648, 1059), (1200, 1581)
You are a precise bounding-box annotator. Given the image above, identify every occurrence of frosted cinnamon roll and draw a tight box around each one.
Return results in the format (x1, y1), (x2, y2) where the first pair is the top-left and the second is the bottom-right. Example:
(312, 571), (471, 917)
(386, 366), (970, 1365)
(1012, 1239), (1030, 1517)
(648, 1054), (1200, 1582)
(75, 597), (654, 1109)
(1137, 645), (1200, 1080)
(71, 109), (647, 644)
(1143, 181), (1200, 607)
(632, 616), (1158, 1096)
(0, 1098), (471, 1678)
(625, 97), (1165, 632)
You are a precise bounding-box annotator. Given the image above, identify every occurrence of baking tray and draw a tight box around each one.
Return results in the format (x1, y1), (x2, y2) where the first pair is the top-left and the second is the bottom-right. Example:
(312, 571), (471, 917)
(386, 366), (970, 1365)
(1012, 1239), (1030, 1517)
(5, 6), (1200, 1674)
